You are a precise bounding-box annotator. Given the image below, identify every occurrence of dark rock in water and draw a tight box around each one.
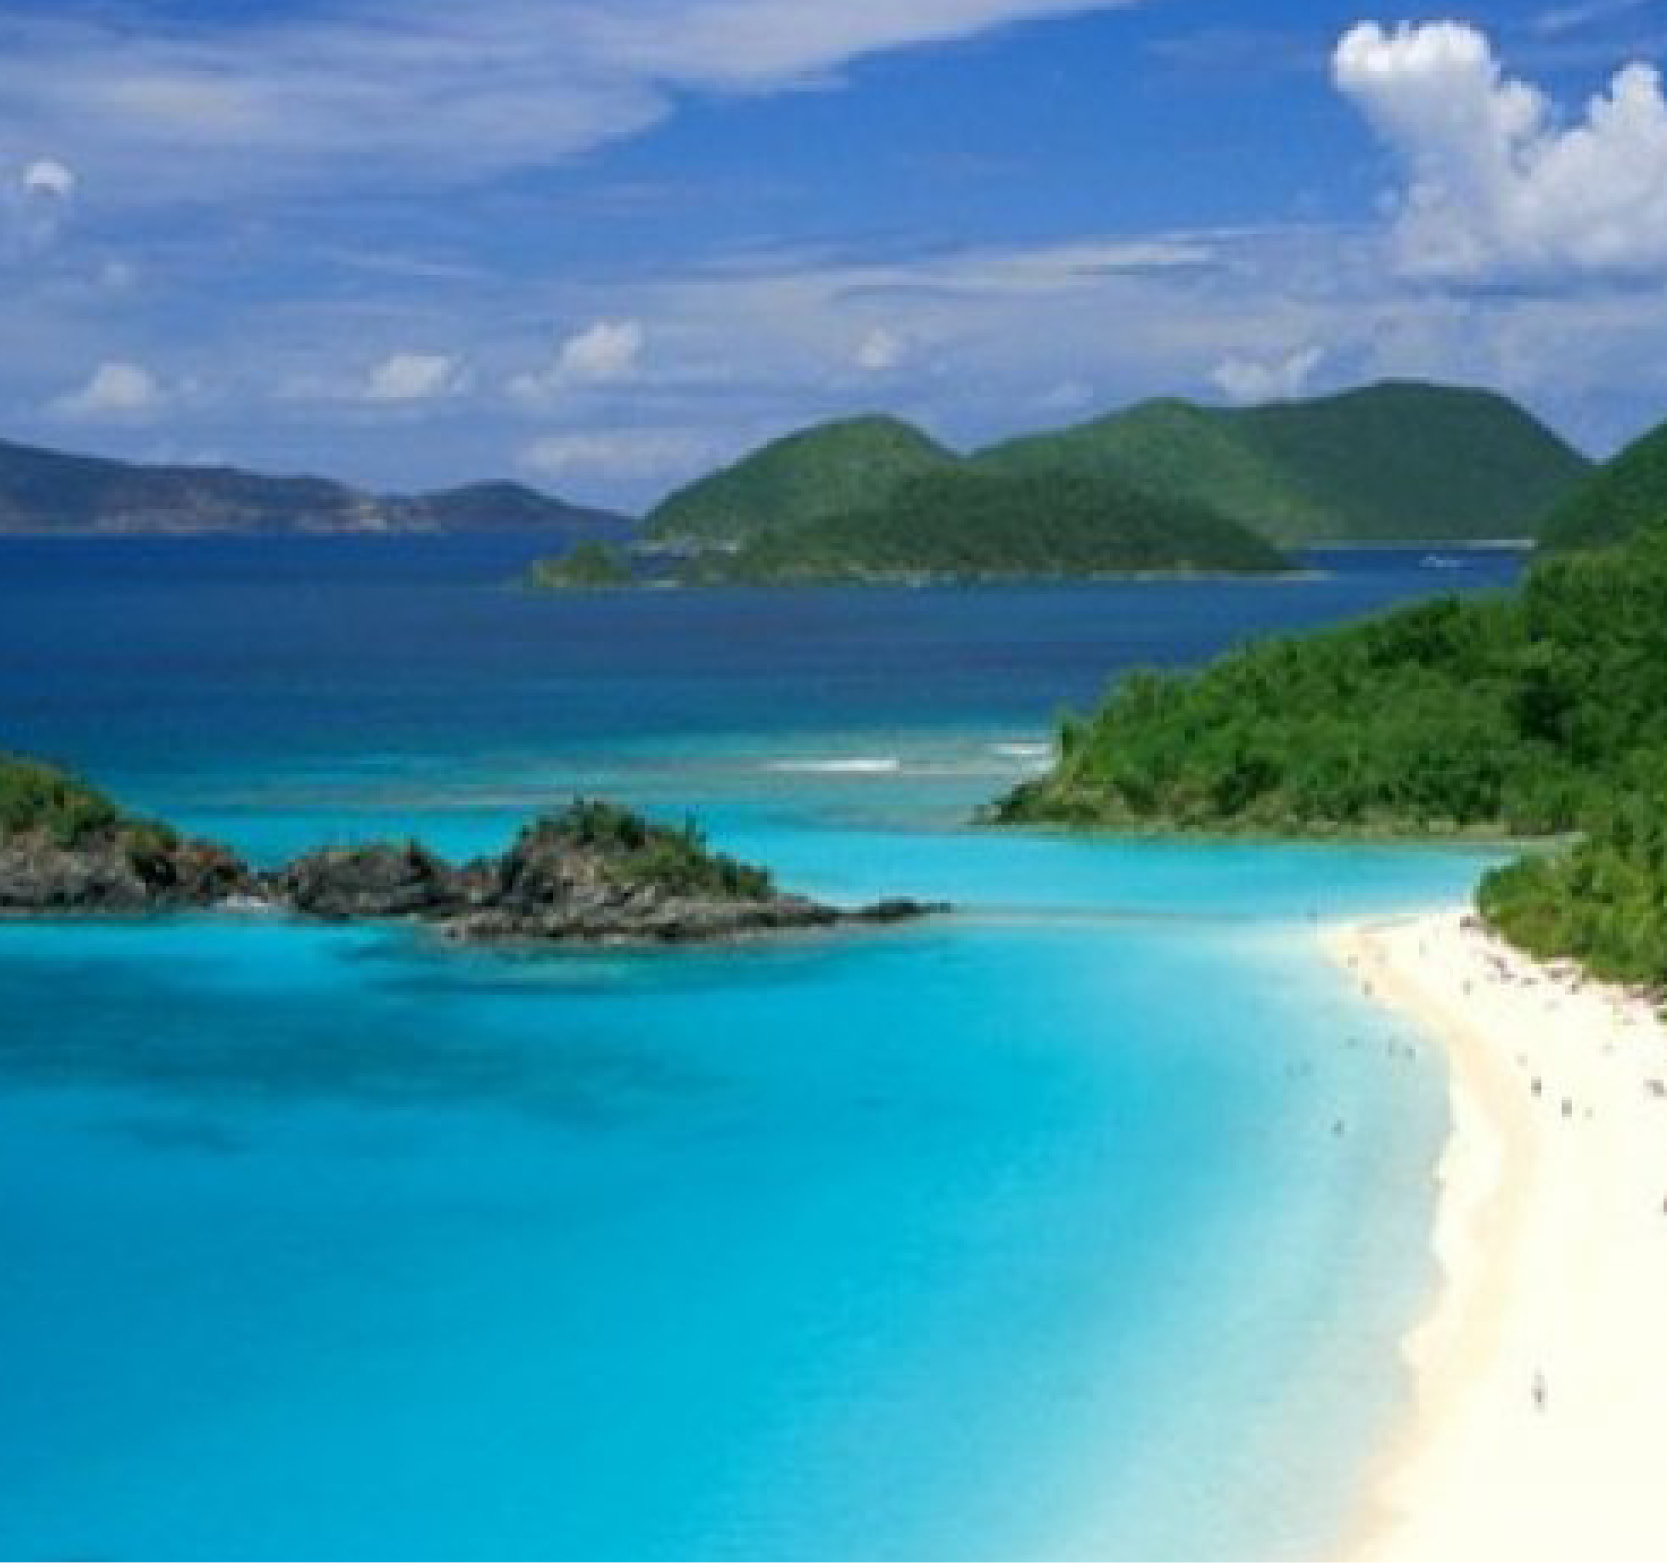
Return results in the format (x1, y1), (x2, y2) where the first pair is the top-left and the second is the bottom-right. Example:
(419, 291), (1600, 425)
(0, 830), (253, 912)
(848, 896), (948, 923)
(0, 777), (945, 947)
(270, 841), (460, 919)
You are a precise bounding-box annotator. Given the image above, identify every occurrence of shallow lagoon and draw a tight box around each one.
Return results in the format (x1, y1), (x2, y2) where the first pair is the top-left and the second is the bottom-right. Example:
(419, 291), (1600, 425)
(0, 539), (1515, 1558)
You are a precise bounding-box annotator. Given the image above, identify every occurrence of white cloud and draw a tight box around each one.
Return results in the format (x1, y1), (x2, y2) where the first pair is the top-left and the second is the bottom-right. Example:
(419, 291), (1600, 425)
(1531, 0), (1655, 38)
(21, 158), (75, 201)
(0, 2), (1143, 206)
(1210, 344), (1325, 405)
(1335, 20), (1667, 285)
(854, 327), (905, 371)
(50, 359), (166, 420)
(362, 350), (465, 403)
(509, 319), (644, 403)
(519, 428), (710, 481)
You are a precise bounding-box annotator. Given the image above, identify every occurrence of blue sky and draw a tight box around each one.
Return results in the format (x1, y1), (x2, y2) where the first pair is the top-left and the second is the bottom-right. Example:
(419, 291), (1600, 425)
(4, 0), (1667, 507)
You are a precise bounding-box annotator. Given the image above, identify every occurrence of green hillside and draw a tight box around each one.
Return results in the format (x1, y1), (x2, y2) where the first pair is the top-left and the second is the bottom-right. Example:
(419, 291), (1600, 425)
(977, 380), (1589, 545)
(525, 541), (634, 589)
(685, 466), (1290, 583)
(1538, 414), (1667, 551)
(994, 517), (1667, 980)
(645, 415), (957, 542)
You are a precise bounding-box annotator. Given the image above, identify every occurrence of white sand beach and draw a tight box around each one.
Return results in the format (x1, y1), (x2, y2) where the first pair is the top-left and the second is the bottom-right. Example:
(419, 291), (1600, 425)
(1327, 910), (1667, 1562)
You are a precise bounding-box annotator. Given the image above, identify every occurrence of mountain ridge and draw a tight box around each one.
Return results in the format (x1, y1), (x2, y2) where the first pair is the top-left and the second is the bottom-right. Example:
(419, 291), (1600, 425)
(0, 435), (626, 534)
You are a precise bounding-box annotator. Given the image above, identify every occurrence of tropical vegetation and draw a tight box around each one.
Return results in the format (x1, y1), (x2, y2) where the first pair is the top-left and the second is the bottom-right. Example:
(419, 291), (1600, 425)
(646, 415), (956, 543)
(997, 515), (1667, 984)
(976, 380), (1588, 545)
(684, 465), (1290, 582)
(525, 541), (634, 589)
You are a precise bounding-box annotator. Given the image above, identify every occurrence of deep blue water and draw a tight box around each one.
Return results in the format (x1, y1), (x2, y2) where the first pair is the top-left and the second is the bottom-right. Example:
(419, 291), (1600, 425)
(0, 538), (1521, 1559)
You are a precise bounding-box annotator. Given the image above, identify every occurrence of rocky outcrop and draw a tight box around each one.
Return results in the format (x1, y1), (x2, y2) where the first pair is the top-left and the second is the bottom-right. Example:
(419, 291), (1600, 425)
(271, 842), (459, 919)
(0, 799), (945, 946)
(0, 829), (252, 912)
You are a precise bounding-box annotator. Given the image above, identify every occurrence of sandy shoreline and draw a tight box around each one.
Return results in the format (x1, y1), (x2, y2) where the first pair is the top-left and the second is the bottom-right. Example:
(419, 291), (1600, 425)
(1325, 910), (1667, 1561)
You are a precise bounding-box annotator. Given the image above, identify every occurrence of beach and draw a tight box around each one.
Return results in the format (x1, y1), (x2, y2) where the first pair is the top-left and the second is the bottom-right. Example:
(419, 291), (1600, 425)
(1330, 910), (1667, 1561)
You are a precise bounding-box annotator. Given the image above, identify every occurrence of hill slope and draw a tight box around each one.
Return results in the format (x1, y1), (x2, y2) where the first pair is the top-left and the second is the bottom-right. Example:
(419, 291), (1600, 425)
(0, 436), (623, 533)
(683, 466), (1290, 583)
(995, 517), (1667, 978)
(645, 415), (957, 542)
(977, 381), (1588, 544)
(1538, 414), (1667, 551)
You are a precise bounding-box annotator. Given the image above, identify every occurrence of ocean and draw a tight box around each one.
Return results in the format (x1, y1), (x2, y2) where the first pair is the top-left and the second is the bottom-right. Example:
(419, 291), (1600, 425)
(0, 536), (1519, 1559)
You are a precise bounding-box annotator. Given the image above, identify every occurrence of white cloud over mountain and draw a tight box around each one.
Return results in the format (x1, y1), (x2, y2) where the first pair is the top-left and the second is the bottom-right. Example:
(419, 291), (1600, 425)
(1210, 345), (1324, 405)
(1335, 20), (1667, 285)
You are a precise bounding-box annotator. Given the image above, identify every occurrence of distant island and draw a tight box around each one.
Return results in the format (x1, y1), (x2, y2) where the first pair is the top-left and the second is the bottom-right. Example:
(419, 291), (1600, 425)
(525, 540), (637, 589)
(0, 760), (940, 944)
(644, 380), (1588, 550)
(993, 413), (1667, 986)
(974, 380), (1586, 547)
(0, 435), (626, 534)
(673, 466), (1290, 583)
(524, 377), (1588, 589)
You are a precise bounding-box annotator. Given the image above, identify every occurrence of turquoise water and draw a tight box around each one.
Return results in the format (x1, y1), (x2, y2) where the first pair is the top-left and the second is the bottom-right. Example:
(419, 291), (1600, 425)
(0, 541), (1516, 1559)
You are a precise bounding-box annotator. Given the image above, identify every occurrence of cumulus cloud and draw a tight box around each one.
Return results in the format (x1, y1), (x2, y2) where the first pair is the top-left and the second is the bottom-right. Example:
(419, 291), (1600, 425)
(4, 155), (77, 250)
(361, 350), (465, 403)
(50, 360), (166, 420)
(1334, 20), (1667, 285)
(854, 327), (905, 371)
(509, 319), (644, 403)
(519, 428), (710, 481)
(1210, 344), (1325, 404)
(21, 158), (75, 202)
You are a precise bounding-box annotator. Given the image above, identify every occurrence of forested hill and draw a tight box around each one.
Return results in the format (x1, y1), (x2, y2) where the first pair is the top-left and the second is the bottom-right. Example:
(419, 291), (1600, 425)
(1538, 413), (1667, 552)
(680, 467), (1290, 583)
(644, 381), (1588, 552)
(996, 517), (1667, 983)
(0, 436), (624, 533)
(645, 415), (956, 543)
(975, 381), (1589, 545)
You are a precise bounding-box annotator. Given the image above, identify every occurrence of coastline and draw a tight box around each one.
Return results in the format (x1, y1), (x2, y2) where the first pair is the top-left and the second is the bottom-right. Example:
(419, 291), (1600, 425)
(1326, 909), (1667, 1561)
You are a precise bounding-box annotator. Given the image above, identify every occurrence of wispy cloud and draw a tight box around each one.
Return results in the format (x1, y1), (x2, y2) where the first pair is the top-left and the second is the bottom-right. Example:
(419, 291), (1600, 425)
(1531, 0), (1658, 38)
(0, 0), (1145, 206)
(361, 351), (468, 404)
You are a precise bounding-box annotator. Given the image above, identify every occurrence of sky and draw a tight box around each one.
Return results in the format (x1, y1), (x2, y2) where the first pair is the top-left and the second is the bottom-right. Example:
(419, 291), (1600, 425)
(4, 0), (1667, 509)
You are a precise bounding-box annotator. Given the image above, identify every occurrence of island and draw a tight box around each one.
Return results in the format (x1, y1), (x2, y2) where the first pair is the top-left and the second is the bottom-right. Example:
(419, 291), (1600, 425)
(0, 765), (942, 945)
(670, 465), (1291, 583)
(0, 434), (627, 534)
(643, 380), (1590, 556)
(975, 379), (1588, 546)
(524, 540), (635, 589)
